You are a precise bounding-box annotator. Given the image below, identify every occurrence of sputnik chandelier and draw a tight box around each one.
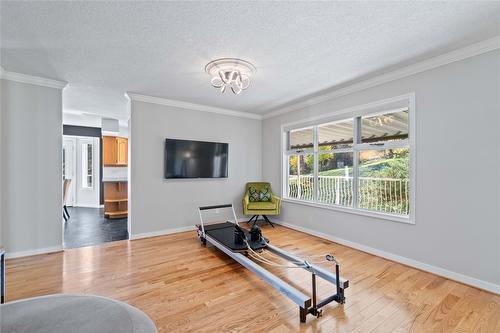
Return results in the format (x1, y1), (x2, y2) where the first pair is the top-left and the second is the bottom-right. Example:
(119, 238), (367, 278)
(205, 58), (256, 95)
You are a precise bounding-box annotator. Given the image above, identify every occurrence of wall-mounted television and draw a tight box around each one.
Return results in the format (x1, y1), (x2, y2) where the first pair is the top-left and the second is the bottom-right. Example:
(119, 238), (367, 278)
(164, 138), (228, 179)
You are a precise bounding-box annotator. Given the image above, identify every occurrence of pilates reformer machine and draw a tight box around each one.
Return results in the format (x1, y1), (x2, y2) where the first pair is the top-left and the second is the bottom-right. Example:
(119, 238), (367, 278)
(197, 204), (349, 323)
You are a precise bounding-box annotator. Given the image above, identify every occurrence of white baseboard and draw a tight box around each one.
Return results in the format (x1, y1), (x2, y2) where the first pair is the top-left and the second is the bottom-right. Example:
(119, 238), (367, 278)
(130, 219), (249, 241)
(130, 226), (196, 240)
(6, 245), (63, 259)
(273, 220), (500, 295)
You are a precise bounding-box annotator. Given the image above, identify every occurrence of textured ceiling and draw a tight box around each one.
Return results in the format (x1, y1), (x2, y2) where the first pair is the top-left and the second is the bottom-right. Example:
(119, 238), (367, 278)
(1, 1), (500, 121)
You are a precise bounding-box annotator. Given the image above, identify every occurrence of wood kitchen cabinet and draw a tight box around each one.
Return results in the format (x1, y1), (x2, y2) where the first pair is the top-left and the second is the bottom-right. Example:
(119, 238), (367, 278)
(117, 137), (128, 165)
(103, 136), (128, 166)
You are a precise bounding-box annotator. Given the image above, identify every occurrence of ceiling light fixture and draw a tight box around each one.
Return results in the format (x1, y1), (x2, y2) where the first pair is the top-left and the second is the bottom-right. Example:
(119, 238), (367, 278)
(205, 58), (256, 95)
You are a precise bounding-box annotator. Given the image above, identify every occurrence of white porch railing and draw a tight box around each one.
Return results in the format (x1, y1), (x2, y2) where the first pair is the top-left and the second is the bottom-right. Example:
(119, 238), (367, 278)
(288, 175), (409, 215)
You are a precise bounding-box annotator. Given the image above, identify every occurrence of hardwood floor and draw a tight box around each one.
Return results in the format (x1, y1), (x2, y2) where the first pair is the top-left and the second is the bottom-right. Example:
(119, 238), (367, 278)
(6, 224), (499, 332)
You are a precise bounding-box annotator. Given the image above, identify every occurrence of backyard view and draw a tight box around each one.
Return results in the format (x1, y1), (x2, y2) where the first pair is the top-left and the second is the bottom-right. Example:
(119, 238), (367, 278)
(287, 109), (410, 216)
(288, 148), (409, 215)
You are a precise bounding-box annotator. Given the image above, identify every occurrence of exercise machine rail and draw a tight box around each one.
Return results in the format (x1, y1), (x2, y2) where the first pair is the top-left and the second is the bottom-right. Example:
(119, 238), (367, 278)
(197, 204), (348, 322)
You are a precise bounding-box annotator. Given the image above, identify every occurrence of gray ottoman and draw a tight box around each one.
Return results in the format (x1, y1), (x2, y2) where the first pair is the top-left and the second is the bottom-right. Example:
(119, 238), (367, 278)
(0, 294), (157, 333)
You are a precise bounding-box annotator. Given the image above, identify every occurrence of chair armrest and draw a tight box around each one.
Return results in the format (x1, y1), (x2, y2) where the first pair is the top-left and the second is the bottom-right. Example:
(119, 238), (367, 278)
(271, 194), (281, 214)
(243, 192), (250, 207)
(271, 193), (280, 203)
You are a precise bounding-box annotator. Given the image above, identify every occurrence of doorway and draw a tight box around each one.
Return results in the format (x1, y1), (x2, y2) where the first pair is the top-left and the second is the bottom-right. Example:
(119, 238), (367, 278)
(63, 136), (100, 209)
(62, 125), (129, 249)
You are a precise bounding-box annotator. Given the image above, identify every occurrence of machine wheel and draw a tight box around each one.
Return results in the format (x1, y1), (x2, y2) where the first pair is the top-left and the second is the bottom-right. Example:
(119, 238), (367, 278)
(200, 237), (207, 245)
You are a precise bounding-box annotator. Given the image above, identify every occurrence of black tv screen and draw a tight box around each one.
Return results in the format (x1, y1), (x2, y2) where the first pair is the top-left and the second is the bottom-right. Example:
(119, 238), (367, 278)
(164, 139), (228, 179)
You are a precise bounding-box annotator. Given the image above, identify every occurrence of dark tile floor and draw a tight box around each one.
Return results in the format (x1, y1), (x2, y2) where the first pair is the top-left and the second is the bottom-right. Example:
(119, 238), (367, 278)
(63, 207), (129, 249)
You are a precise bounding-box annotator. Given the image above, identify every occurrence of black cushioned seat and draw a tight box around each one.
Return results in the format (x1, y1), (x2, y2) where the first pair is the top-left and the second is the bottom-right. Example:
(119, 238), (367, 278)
(202, 222), (268, 252)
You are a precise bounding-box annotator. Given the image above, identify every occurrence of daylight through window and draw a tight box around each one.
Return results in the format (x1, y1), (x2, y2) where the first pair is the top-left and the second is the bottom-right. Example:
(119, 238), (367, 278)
(284, 107), (411, 220)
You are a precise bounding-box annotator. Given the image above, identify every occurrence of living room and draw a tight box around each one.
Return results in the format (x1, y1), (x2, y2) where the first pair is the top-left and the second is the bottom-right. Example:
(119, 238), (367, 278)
(0, 2), (499, 332)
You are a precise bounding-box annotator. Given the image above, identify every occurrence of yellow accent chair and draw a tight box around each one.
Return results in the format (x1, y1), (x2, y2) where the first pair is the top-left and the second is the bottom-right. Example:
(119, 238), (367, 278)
(242, 182), (281, 227)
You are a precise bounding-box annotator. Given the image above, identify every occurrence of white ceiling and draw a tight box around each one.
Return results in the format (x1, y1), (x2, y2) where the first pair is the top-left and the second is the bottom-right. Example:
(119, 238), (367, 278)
(1, 1), (499, 121)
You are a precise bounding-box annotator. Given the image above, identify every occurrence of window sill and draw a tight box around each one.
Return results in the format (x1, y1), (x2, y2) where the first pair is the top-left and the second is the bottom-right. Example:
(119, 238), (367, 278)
(281, 197), (414, 225)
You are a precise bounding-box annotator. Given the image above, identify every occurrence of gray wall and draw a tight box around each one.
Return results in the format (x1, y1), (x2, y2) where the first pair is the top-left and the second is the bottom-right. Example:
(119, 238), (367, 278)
(262, 50), (500, 287)
(0, 79), (3, 248)
(129, 101), (261, 237)
(1, 79), (63, 255)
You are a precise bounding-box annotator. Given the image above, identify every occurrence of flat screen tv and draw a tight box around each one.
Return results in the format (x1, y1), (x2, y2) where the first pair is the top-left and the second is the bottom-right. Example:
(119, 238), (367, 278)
(164, 138), (228, 179)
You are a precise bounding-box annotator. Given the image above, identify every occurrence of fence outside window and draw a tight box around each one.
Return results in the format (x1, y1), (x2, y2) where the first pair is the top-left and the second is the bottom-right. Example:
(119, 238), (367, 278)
(288, 175), (409, 215)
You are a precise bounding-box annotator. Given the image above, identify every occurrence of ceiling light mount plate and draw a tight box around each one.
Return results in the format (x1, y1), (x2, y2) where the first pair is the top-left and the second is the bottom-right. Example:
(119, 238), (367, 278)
(205, 58), (256, 95)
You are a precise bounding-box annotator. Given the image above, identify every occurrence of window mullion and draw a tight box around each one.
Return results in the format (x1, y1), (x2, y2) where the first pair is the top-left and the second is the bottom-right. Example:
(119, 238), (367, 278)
(285, 155), (289, 198)
(297, 154), (302, 199)
(353, 117), (361, 208)
(313, 126), (319, 202)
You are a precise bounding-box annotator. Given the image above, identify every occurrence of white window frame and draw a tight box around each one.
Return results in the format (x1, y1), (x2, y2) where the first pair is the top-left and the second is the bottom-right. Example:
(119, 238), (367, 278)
(81, 141), (94, 190)
(286, 126), (315, 201)
(281, 93), (416, 224)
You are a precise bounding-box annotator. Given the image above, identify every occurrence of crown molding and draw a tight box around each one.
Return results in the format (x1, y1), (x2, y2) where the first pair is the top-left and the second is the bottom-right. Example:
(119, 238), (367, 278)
(263, 35), (500, 119)
(126, 93), (263, 120)
(0, 67), (68, 89)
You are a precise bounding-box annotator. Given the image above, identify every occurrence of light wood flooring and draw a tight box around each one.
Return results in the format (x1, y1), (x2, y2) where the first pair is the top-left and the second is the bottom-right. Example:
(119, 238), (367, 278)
(6, 224), (500, 332)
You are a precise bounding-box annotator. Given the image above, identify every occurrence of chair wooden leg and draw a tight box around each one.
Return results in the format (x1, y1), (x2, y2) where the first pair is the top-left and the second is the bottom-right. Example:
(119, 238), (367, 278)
(262, 215), (275, 228)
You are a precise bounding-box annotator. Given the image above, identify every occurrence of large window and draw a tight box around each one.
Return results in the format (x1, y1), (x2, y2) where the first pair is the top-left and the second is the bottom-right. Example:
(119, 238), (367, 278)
(283, 101), (413, 223)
